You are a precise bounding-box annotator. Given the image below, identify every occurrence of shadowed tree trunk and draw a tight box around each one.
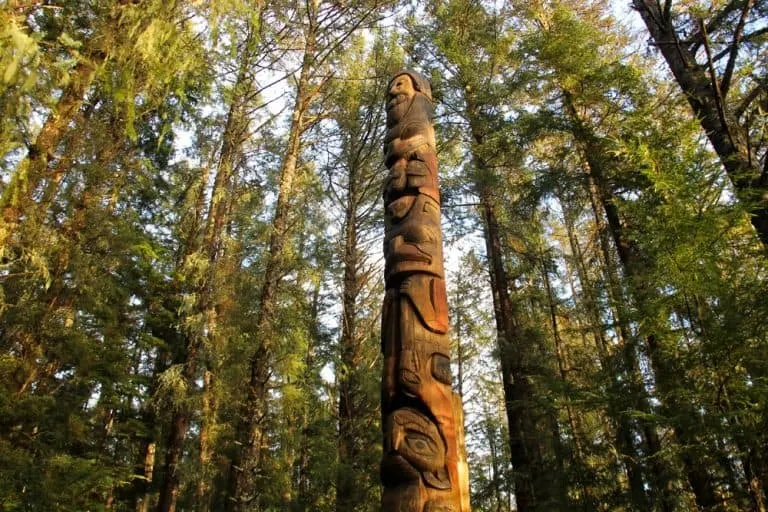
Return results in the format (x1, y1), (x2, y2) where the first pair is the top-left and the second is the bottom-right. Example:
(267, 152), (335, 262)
(541, 260), (599, 506)
(133, 347), (169, 512)
(477, 187), (552, 512)
(565, 90), (719, 512)
(336, 166), (362, 512)
(464, 85), (567, 510)
(334, 79), (382, 512)
(559, 199), (650, 509)
(156, 23), (256, 512)
(335, 139), (369, 512)
(227, 11), (317, 510)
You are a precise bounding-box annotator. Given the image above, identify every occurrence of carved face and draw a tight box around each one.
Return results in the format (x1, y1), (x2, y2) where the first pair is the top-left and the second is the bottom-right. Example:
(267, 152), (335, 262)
(385, 194), (444, 281)
(387, 73), (416, 122)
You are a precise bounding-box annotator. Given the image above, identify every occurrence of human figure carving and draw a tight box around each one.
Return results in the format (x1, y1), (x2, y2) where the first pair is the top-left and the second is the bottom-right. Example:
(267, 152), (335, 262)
(380, 71), (469, 512)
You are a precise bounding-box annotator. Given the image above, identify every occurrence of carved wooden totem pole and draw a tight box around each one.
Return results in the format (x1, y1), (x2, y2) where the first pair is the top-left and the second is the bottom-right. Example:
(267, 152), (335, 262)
(381, 71), (470, 512)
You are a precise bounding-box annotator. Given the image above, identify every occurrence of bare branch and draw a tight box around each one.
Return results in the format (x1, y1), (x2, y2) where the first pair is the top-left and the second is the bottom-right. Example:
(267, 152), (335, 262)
(720, 0), (753, 98)
(735, 81), (766, 119)
(699, 18), (735, 148)
(688, 0), (747, 50)
(712, 25), (768, 62)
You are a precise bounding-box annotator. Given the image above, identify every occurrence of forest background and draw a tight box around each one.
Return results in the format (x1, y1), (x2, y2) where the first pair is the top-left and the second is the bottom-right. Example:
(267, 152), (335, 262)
(1, 0), (767, 511)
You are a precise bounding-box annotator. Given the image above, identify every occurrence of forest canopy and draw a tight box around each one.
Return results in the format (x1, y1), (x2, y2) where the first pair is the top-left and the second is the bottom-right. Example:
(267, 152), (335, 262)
(0, 0), (766, 511)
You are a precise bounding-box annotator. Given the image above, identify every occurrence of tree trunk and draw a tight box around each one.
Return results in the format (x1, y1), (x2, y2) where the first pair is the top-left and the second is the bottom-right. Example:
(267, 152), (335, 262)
(1, 0), (154, 242)
(561, 197), (650, 509)
(561, 208), (608, 358)
(484, 414), (503, 512)
(156, 356), (196, 512)
(136, 440), (157, 512)
(128, 337), (170, 512)
(195, 370), (216, 511)
(291, 264), (323, 512)
(717, 386), (768, 511)
(1, 60), (97, 229)
(480, 191), (539, 512)
(156, 29), (253, 511)
(566, 90), (704, 511)
(336, 149), (362, 512)
(464, 85), (565, 509)
(542, 264), (597, 506)
(227, 17), (316, 510)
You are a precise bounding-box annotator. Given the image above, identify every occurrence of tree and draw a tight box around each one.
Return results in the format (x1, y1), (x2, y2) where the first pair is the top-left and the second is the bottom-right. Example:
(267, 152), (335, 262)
(632, 0), (768, 248)
(155, 9), (264, 512)
(226, 2), (385, 508)
(318, 34), (394, 512)
(421, 2), (570, 508)
(2, 2), (767, 510)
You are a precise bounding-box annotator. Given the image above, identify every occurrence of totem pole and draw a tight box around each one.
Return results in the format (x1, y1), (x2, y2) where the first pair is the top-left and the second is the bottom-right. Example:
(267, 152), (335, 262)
(380, 71), (470, 512)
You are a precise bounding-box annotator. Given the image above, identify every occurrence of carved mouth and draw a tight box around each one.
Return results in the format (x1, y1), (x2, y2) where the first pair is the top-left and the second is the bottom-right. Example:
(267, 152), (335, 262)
(386, 94), (408, 111)
(390, 237), (433, 263)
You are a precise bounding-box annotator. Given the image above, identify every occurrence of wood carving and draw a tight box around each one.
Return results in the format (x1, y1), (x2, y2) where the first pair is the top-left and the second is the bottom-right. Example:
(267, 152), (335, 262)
(381, 71), (469, 512)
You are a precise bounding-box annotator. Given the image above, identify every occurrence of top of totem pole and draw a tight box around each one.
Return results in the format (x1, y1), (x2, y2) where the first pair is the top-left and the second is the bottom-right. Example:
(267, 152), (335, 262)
(388, 69), (433, 102)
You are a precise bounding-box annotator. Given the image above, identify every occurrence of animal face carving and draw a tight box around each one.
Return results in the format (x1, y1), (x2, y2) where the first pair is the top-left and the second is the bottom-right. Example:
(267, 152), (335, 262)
(386, 408), (446, 473)
(384, 194), (444, 282)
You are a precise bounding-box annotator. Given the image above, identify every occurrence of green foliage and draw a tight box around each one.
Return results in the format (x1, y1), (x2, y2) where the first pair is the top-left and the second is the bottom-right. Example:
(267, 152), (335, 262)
(1, 0), (767, 511)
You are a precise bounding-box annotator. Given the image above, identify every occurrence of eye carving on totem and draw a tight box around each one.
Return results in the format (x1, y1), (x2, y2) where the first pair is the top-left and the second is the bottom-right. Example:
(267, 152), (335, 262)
(388, 408), (447, 473)
(405, 430), (440, 461)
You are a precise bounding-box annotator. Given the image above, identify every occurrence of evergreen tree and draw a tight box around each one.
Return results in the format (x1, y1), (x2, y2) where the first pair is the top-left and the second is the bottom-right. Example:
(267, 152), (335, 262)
(1, 1), (767, 510)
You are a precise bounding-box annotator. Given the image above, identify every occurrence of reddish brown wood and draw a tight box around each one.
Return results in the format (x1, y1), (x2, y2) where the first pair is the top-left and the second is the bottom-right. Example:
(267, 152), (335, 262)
(381, 71), (469, 512)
